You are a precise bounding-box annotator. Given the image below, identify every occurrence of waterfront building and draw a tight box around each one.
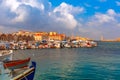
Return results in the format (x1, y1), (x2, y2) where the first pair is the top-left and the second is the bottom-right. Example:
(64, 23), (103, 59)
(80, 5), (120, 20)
(0, 32), (2, 35)
(71, 36), (89, 41)
(12, 30), (33, 36)
(33, 32), (48, 41)
(48, 32), (65, 41)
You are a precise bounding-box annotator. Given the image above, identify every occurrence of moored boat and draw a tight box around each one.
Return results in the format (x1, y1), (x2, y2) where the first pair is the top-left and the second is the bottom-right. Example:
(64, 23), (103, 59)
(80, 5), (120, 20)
(0, 61), (36, 80)
(0, 50), (13, 61)
(12, 61), (36, 80)
(4, 57), (30, 70)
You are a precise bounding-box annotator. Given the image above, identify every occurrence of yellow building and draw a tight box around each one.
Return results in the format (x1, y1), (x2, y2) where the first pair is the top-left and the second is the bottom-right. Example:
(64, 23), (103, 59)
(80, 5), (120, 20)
(48, 32), (65, 41)
(49, 32), (57, 36)
(33, 32), (48, 41)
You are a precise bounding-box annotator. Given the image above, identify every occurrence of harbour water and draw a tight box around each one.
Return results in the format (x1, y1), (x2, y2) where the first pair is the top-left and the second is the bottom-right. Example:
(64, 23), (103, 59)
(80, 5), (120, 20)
(13, 42), (120, 80)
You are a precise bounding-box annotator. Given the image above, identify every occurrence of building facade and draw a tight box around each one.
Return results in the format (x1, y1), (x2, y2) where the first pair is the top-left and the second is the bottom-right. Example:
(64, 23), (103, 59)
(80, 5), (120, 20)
(33, 32), (48, 41)
(48, 32), (65, 41)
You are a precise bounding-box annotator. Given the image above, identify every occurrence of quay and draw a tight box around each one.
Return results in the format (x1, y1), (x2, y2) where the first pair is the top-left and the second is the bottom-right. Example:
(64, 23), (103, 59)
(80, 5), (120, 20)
(0, 30), (97, 50)
(0, 40), (97, 50)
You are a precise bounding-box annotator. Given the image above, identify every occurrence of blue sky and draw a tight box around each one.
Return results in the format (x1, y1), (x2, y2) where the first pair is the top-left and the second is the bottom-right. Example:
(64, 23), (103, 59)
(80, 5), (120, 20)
(52, 0), (120, 18)
(0, 0), (120, 40)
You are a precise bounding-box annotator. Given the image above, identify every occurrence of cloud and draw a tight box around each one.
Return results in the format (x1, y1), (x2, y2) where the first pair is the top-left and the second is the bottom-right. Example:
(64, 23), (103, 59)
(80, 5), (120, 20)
(4, 0), (44, 12)
(2, 0), (44, 23)
(21, 0), (44, 10)
(89, 9), (119, 26)
(0, 25), (18, 33)
(0, 0), (84, 34)
(53, 2), (84, 14)
(77, 9), (120, 39)
(107, 9), (116, 16)
(88, 9), (117, 25)
(1, 0), (120, 40)
(51, 2), (84, 29)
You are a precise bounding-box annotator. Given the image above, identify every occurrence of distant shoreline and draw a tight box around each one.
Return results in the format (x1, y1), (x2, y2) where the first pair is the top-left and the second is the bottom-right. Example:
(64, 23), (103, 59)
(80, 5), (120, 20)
(97, 40), (120, 42)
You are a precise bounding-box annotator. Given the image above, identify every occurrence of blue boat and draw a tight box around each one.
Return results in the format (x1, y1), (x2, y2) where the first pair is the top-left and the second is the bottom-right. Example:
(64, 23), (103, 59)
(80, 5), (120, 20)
(0, 61), (36, 80)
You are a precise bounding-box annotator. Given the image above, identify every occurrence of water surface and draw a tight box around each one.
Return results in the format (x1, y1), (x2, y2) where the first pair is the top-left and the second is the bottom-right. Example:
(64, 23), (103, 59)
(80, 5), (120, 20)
(14, 42), (120, 80)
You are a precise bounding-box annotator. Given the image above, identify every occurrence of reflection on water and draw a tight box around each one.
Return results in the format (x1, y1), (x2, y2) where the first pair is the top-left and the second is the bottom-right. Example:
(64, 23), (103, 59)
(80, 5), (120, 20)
(14, 42), (120, 80)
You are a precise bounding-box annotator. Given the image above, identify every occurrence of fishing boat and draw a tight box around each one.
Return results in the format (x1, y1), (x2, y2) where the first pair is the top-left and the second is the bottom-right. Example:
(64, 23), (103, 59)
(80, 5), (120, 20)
(4, 57), (30, 70)
(0, 50), (13, 61)
(0, 61), (36, 80)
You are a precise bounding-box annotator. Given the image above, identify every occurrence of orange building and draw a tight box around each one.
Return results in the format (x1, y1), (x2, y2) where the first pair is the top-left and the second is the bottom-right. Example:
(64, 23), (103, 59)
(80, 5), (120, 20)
(33, 32), (48, 41)
(48, 32), (65, 41)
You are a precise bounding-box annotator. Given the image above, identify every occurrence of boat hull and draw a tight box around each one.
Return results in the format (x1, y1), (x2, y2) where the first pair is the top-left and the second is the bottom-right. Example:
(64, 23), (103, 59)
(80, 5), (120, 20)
(12, 61), (36, 80)
(4, 58), (30, 70)
(21, 68), (35, 80)
(0, 50), (13, 61)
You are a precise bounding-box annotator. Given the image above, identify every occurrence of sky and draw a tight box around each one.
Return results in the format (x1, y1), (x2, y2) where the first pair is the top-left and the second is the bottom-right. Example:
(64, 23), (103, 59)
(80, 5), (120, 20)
(0, 0), (120, 40)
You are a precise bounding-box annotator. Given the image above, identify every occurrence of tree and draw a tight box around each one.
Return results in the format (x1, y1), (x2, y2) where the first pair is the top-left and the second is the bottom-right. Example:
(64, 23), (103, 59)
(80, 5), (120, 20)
(0, 34), (7, 41)
(7, 34), (14, 41)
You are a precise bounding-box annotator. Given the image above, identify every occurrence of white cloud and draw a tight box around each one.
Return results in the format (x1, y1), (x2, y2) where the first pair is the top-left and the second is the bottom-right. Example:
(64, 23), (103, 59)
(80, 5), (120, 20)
(21, 0), (44, 10)
(89, 9), (116, 24)
(4, 0), (20, 12)
(2, 0), (26, 22)
(95, 13), (115, 23)
(53, 2), (84, 14)
(2, 0), (44, 23)
(77, 9), (120, 39)
(107, 9), (116, 16)
(0, 1), (84, 34)
(52, 2), (84, 29)
(12, 7), (27, 22)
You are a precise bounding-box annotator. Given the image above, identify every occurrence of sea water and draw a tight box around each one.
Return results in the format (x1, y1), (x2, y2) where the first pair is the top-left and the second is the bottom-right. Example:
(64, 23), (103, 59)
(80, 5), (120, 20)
(14, 42), (120, 80)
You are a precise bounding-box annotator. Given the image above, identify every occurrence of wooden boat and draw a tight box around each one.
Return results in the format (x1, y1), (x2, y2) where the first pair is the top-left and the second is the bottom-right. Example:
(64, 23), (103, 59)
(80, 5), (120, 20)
(4, 57), (30, 70)
(0, 61), (36, 80)
(12, 61), (36, 80)
(0, 50), (13, 61)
